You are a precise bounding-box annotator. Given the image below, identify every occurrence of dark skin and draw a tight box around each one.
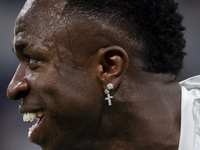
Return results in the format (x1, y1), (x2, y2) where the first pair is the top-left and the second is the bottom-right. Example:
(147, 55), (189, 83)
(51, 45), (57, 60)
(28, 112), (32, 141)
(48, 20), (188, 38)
(7, 0), (181, 149)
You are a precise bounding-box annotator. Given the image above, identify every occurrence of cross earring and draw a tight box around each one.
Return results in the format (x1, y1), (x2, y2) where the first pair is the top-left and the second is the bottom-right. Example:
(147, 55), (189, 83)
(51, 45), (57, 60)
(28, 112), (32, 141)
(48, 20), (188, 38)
(104, 83), (114, 106)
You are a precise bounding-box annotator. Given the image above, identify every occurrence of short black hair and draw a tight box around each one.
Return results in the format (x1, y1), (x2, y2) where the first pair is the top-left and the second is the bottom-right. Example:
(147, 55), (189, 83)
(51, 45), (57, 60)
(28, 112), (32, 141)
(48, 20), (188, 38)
(65, 0), (186, 75)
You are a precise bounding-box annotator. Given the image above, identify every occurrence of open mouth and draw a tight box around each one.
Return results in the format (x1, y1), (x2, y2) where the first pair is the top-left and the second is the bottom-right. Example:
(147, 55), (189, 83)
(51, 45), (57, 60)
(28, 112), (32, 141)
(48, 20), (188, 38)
(23, 111), (45, 137)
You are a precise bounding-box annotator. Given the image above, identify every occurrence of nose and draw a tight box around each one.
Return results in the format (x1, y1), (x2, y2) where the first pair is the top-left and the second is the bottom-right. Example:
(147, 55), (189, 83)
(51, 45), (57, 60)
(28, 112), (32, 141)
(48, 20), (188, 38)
(7, 65), (30, 100)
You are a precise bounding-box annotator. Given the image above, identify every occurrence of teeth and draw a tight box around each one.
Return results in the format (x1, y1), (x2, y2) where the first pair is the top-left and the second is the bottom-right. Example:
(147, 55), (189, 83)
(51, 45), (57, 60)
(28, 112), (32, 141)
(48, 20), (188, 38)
(23, 111), (44, 134)
(23, 113), (28, 122)
(23, 111), (44, 122)
(37, 111), (43, 117)
(29, 113), (36, 122)
(29, 124), (37, 132)
(23, 113), (37, 122)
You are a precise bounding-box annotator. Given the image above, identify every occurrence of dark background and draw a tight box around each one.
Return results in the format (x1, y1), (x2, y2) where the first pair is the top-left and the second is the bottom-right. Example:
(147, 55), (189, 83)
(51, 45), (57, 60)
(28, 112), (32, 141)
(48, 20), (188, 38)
(0, 0), (199, 150)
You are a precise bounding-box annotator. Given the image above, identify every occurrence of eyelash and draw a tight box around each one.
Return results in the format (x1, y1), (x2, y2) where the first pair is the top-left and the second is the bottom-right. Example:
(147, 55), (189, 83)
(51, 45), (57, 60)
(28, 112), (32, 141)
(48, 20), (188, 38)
(25, 55), (39, 68)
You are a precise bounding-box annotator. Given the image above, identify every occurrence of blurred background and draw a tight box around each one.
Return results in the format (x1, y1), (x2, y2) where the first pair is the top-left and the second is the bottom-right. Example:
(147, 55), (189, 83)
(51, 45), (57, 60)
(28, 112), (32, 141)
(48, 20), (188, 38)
(0, 0), (199, 150)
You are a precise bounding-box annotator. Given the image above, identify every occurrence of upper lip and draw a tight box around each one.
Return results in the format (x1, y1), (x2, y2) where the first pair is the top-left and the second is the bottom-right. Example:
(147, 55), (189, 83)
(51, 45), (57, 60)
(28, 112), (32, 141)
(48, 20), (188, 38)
(19, 105), (44, 114)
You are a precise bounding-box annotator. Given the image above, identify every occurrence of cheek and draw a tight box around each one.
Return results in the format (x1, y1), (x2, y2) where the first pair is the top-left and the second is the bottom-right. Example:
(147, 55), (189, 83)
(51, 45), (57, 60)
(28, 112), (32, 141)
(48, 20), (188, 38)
(37, 68), (103, 118)
(39, 73), (103, 133)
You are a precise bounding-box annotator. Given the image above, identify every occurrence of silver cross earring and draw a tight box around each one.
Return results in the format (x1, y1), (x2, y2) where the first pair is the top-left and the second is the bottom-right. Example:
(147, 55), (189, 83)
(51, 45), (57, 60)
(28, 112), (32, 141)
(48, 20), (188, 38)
(104, 83), (114, 106)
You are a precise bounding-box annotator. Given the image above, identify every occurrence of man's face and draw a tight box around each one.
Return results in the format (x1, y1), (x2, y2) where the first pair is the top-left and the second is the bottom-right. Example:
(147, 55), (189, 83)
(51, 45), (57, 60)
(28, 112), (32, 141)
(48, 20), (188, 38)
(7, 0), (103, 149)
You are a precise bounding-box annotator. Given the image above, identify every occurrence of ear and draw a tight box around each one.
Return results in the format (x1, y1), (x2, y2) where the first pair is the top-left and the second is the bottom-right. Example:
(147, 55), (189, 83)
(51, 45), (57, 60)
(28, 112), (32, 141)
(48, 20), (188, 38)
(97, 45), (129, 90)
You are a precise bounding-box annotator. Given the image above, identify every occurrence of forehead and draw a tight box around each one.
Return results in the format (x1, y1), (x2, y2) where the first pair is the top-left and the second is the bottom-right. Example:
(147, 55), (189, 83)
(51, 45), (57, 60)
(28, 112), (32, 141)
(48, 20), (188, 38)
(14, 0), (132, 58)
(15, 0), (67, 36)
(13, 0), (107, 66)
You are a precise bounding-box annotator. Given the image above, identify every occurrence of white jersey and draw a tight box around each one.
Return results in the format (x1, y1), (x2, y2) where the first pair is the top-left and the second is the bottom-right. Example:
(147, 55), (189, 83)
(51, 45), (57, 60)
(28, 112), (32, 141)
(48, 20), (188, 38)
(178, 75), (200, 150)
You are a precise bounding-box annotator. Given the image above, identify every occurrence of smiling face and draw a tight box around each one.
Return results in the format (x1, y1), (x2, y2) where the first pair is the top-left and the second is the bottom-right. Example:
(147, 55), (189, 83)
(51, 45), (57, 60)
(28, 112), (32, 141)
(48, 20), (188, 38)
(7, 0), (104, 149)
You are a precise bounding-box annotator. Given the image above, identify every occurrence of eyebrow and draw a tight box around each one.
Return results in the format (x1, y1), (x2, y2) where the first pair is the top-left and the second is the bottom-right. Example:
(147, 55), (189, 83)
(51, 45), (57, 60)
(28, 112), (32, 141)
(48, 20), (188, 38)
(13, 43), (28, 54)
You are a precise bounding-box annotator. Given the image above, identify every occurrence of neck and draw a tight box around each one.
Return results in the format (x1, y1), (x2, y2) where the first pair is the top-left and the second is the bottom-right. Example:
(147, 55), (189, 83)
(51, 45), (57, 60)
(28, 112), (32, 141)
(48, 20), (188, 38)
(94, 72), (181, 150)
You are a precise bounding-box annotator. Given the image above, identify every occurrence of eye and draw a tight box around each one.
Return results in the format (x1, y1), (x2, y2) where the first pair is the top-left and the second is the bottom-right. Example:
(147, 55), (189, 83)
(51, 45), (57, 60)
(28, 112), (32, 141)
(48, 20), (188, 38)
(29, 57), (38, 64)
(26, 55), (39, 69)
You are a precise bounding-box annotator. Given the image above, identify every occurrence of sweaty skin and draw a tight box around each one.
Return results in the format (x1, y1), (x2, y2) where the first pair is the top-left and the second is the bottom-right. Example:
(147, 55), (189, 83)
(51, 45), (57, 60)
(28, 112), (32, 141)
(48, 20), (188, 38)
(7, 0), (181, 150)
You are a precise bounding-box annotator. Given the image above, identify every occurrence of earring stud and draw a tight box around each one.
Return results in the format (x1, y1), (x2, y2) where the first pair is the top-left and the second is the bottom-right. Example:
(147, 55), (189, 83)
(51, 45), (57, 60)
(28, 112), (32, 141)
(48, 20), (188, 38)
(104, 83), (114, 106)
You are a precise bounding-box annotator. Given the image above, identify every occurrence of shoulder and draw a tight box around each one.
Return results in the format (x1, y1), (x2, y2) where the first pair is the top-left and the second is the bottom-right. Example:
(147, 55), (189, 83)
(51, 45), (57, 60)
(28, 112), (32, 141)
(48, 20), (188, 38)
(179, 75), (200, 107)
(179, 75), (200, 90)
(178, 75), (200, 150)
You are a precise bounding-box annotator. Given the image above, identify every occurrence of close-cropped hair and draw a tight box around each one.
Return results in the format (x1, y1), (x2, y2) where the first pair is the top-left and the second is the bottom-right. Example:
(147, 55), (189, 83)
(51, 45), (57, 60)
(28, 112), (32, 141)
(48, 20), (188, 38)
(64, 0), (186, 75)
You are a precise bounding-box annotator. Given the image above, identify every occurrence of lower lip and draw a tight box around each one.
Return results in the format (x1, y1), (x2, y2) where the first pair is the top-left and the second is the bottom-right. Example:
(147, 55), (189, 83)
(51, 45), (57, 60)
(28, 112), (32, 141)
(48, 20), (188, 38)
(28, 115), (44, 143)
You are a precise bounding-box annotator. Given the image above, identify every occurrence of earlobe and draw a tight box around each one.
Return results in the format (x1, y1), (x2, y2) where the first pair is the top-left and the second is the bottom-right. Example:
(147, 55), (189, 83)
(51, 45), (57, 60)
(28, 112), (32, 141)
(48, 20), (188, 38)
(97, 45), (129, 90)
